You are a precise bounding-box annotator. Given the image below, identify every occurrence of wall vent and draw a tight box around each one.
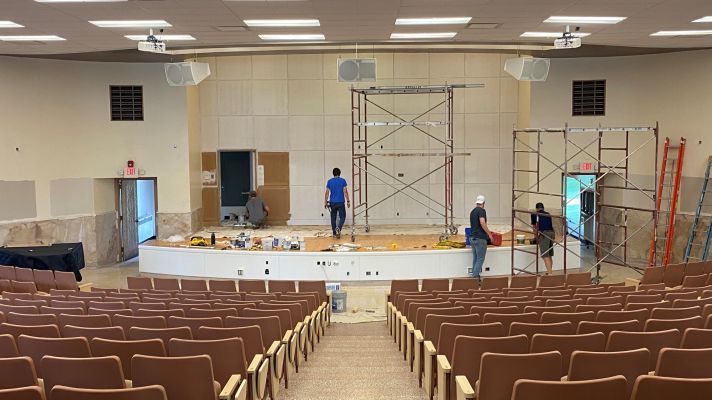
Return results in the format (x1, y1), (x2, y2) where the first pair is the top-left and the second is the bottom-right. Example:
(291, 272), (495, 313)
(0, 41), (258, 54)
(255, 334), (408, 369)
(110, 85), (143, 121)
(572, 80), (606, 116)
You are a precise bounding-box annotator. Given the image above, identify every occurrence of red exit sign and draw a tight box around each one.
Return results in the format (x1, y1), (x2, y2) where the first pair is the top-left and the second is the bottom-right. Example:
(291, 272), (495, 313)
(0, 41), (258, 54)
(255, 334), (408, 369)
(580, 162), (594, 172)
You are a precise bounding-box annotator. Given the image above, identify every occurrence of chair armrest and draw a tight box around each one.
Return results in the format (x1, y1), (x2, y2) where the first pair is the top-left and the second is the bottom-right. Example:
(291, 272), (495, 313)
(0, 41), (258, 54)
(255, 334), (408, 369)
(282, 329), (293, 344)
(266, 340), (280, 357)
(219, 374), (241, 400)
(424, 340), (436, 355)
(234, 378), (248, 400)
(455, 375), (475, 400)
(247, 355), (263, 374)
(414, 330), (424, 343)
(78, 282), (94, 291)
(407, 322), (415, 333)
(437, 355), (451, 373)
(625, 278), (640, 287)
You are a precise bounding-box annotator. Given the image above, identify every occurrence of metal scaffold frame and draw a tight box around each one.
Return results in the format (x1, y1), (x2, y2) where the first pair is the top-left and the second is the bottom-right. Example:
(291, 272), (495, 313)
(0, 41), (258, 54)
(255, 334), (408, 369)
(510, 124), (660, 283)
(349, 84), (482, 241)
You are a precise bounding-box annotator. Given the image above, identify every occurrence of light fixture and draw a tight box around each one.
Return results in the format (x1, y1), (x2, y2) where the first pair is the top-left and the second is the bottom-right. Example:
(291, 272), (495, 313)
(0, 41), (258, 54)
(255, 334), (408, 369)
(395, 17), (471, 25)
(35, 0), (127, 2)
(544, 16), (626, 24)
(390, 32), (457, 39)
(651, 30), (712, 36)
(244, 19), (320, 27)
(0, 21), (23, 28)
(0, 35), (65, 41)
(89, 20), (172, 28)
(693, 16), (712, 23)
(125, 34), (195, 41)
(521, 32), (590, 38)
(258, 34), (325, 40)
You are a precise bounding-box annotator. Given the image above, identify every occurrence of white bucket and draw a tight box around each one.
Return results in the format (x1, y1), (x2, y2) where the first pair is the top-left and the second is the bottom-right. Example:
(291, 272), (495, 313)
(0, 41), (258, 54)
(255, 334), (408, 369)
(516, 234), (526, 244)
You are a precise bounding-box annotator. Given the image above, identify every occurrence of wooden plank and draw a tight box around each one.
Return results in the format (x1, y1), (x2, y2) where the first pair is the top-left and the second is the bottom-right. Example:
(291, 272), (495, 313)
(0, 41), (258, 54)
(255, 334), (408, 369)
(258, 152), (289, 186)
(258, 186), (290, 225)
(202, 187), (220, 226)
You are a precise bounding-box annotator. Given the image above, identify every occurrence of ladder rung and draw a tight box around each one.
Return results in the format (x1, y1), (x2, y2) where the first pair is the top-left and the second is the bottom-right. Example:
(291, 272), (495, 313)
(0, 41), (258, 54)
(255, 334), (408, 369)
(601, 147), (627, 151)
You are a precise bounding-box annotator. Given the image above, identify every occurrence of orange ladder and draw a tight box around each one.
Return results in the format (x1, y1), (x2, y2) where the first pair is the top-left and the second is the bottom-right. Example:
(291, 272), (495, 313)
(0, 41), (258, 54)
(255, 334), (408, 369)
(649, 137), (686, 267)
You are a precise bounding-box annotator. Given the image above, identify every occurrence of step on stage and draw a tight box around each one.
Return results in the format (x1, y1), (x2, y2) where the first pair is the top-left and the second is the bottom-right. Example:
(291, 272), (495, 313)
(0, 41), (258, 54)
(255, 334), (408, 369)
(139, 225), (579, 281)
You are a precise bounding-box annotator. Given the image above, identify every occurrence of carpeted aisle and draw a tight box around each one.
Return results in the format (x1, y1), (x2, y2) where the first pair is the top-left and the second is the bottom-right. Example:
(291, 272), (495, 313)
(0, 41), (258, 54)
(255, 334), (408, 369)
(277, 322), (428, 400)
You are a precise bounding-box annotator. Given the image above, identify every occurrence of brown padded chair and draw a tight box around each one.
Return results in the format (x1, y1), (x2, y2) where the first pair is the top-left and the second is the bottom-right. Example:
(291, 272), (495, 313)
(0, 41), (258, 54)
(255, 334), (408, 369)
(577, 320), (640, 338)
(41, 306), (83, 317)
(53, 272), (79, 291)
(58, 314), (111, 329)
(644, 316), (704, 332)
(664, 291), (699, 302)
(664, 264), (685, 288)
(6, 313), (57, 327)
(576, 286), (608, 295)
(90, 338), (166, 380)
(390, 279), (420, 301)
(208, 280), (237, 293)
(32, 270), (56, 293)
(0, 304), (38, 315)
(509, 275), (537, 289)
(566, 272), (591, 286)
(451, 278), (478, 291)
(474, 351), (562, 400)
(152, 278), (180, 291)
(630, 375), (712, 400)
(538, 274), (566, 288)
(87, 309), (132, 319)
(14, 269), (34, 283)
(166, 316), (222, 337)
(50, 385), (167, 400)
(481, 277), (509, 290)
(685, 262), (708, 277)
(127, 277), (153, 290)
(63, 326), (125, 341)
(638, 283), (666, 292)
(568, 348), (650, 398)
(0, 356), (40, 389)
(540, 311), (595, 325)
(129, 302), (166, 313)
(12, 299), (47, 309)
(52, 300), (85, 311)
(469, 305), (519, 316)
(17, 336), (91, 378)
(268, 281), (296, 294)
(524, 305), (573, 318)
(655, 348), (712, 378)
(674, 297), (712, 309)
(508, 321), (575, 338)
(0, 266), (16, 281)
(511, 376), (628, 400)
(530, 332), (606, 376)
(0, 334), (19, 357)
(128, 327), (192, 348)
(418, 313), (479, 386)
(650, 306), (702, 320)
(596, 309), (648, 326)
(41, 355), (126, 395)
(168, 338), (247, 385)
(134, 309), (184, 318)
(445, 335), (529, 400)
(682, 274), (709, 288)
(0, 323), (60, 339)
(186, 308), (237, 319)
(545, 299), (584, 308)
(482, 312), (538, 332)
(626, 294), (664, 306)
(131, 355), (220, 400)
(606, 329), (682, 370)
(499, 300), (542, 312)
(239, 279), (267, 294)
(625, 301), (672, 317)
(0, 387), (44, 400)
(587, 296), (624, 305)
(640, 267), (664, 285)
(180, 279), (207, 292)
(421, 279), (449, 292)
(681, 328), (712, 349)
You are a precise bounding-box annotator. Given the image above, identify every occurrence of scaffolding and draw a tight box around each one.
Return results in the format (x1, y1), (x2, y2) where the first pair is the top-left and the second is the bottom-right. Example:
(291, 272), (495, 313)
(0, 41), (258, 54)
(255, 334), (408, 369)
(511, 124), (660, 283)
(350, 84), (482, 241)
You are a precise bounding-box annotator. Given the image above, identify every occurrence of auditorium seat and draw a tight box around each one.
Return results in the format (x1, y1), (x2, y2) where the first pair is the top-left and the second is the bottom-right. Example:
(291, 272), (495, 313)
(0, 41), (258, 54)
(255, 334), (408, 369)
(568, 348), (650, 398)
(186, 307), (237, 319)
(238, 279), (267, 293)
(645, 316), (704, 332)
(50, 385), (167, 400)
(630, 375), (712, 400)
(663, 291), (699, 302)
(481, 276), (508, 290)
(609, 285), (636, 294)
(664, 264), (685, 287)
(469, 305), (518, 316)
(0, 323), (60, 339)
(53, 272), (79, 291)
(18, 336), (91, 377)
(545, 298), (583, 308)
(0, 266), (16, 281)
(509, 275), (537, 289)
(41, 355), (127, 396)
(483, 312), (538, 332)
(40, 306), (84, 317)
(210, 293), (243, 302)
(530, 332), (606, 376)
(32, 270), (55, 293)
(441, 335), (528, 400)
(166, 316), (222, 337)
(416, 313), (478, 388)
(129, 302), (166, 313)
(681, 328), (712, 348)
(0, 386), (44, 400)
(587, 295), (624, 305)
(471, 351), (562, 400)
(451, 278), (478, 291)
(13, 299), (47, 308)
(135, 309), (184, 318)
(14, 269), (34, 283)
(128, 326), (192, 348)
(244, 293), (277, 302)
(63, 326), (125, 341)
(0, 304), (38, 315)
(682, 274), (708, 288)
(6, 312), (57, 327)
(650, 306), (702, 320)
(596, 309), (648, 326)
(89, 338), (166, 379)
(421, 279), (449, 292)
(540, 311), (595, 325)
(577, 320), (640, 338)
(509, 321), (575, 338)
(565, 272), (591, 286)
(523, 305), (573, 318)
(0, 357), (41, 390)
(208, 280), (237, 293)
(131, 355), (224, 400)
(606, 329), (681, 370)
(51, 300), (85, 310)
(499, 300), (543, 312)
(575, 286), (607, 295)
(88, 301), (125, 311)
(626, 294), (664, 306)
(268, 280), (296, 294)
(685, 262), (708, 277)
(152, 278), (180, 291)
(626, 301), (672, 316)
(180, 279), (207, 292)
(655, 348), (712, 378)
(510, 376), (628, 400)
(127, 277), (153, 290)
(57, 314), (110, 329)
(673, 297), (712, 309)
(88, 308), (132, 319)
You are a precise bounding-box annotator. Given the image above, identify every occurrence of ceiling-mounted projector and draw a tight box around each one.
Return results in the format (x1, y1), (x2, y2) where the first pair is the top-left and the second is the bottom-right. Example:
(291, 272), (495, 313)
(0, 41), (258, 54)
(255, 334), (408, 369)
(138, 29), (166, 53)
(554, 26), (582, 49)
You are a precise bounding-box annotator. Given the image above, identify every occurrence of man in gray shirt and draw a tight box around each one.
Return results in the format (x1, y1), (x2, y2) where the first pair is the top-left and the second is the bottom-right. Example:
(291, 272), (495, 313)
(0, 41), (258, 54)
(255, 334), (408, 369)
(245, 191), (270, 227)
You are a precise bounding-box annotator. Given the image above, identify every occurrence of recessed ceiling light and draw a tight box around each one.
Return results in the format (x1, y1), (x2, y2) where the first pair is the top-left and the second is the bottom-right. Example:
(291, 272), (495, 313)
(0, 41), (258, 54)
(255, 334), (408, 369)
(466, 23), (501, 29)
(35, 0), (127, 2)
(395, 17), (471, 25)
(0, 21), (23, 28)
(521, 32), (590, 38)
(244, 19), (320, 27)
(216, 26), (248, 32)
(544, 16), (626, 24)
(258, 34), (325, 40)
(651, 30), (712, 36)
(692, 16), (712, 23)
(89, 20), (172, 28)
(390, 32), (457, 39)
(0, 35), (65, 41)
(125, 34), (196, 41)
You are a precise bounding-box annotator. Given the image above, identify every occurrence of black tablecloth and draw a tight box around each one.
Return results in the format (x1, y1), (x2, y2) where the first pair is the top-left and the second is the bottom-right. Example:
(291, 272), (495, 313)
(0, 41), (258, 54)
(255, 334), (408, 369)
(0, 243), (85, 281)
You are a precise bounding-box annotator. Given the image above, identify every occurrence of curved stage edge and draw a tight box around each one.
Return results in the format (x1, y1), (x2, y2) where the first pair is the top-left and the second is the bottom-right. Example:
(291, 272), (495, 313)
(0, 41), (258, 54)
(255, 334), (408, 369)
(138, 243), (581, 281)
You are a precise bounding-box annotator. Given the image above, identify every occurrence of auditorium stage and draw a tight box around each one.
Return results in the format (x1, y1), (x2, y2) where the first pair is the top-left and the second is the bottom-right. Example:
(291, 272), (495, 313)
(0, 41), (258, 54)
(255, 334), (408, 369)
(139, 225), (581, 281)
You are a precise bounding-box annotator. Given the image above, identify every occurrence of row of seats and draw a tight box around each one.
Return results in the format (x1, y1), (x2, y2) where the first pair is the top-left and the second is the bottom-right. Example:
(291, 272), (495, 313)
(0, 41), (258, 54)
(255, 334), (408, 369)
(0, 277), (332, 400)
(386, 274), (712, 400)
(0, 265), (79, 293)
(638, 261), (712, 287)
(127, 276), (328, 296)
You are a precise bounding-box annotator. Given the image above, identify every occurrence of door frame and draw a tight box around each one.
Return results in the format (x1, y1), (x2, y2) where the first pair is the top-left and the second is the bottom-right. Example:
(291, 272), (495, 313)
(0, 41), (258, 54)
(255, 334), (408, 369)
(561, 172), (599, 243)
(116, 177), (158, 261)
(217, 149), (257, 215)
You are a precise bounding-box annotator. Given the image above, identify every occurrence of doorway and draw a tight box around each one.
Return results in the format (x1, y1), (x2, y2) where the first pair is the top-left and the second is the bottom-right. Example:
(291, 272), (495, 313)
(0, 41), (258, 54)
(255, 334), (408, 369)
(118, 178), (157, 261)
(563, 174), (596, 244)
(219, 151), (255, 221)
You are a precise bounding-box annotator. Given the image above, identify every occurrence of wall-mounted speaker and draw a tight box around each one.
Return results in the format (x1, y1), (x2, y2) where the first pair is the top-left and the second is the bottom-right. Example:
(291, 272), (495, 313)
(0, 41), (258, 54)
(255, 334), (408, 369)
(504, 57), (550, 81)
(337, 58), (377, 82)
(164, 62), (211, 86)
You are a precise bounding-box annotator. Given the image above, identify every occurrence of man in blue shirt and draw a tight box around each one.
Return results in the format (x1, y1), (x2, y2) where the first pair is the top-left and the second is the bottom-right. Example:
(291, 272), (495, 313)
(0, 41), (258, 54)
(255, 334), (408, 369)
(470, 195), (493, 279)
(531, 202), (555, 274)
(324, 168), (350, 239)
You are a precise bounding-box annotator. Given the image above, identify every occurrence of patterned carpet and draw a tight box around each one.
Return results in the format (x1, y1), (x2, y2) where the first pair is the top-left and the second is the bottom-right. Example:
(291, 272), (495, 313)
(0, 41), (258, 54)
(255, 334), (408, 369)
(277, 322), (427, 400)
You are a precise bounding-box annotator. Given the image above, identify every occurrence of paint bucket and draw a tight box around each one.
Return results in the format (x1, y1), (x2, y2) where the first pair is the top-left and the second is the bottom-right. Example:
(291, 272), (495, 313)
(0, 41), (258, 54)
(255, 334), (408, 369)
(516, 234), (526, 244)
(332, 290), (347, 313)
(263, 239), (273, 251)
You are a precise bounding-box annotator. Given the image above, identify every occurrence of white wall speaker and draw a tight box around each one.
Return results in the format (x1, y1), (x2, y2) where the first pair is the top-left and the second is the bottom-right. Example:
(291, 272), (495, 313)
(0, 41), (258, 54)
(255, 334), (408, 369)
(164, 62), (211, 86)
(504, 57), (550, 81)
(337, 58), (377, 82)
